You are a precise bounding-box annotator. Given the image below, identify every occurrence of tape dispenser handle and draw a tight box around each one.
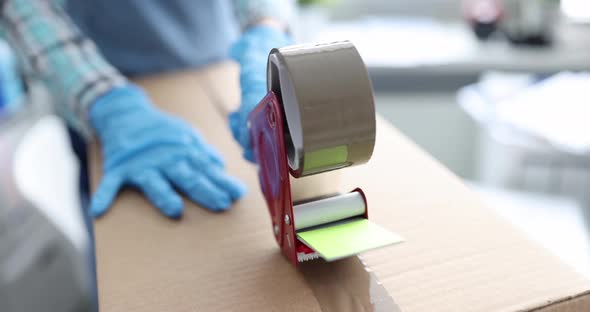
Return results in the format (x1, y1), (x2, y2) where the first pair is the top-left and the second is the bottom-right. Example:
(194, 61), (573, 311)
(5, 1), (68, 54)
(248, 91), (299, 265)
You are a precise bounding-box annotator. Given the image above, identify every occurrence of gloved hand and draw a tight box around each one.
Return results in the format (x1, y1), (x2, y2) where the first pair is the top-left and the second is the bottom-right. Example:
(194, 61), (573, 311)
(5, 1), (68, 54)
(89, 85), (246, 218)
(229, 25), (292, 162)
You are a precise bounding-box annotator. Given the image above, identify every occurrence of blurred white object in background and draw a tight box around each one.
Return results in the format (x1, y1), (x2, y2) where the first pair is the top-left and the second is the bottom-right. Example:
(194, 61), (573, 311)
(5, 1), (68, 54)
(313, 18), (477, 67)
(13, 115), (88, 251)
(459, 72), (590, 153)
(458, 72), (590, 200)
(1, 110), (93, 311)
(458, 71), (535, 126)
(562, 0), (590, 23)
(496, 73), (590, 153)
(293, 4), (330, 43)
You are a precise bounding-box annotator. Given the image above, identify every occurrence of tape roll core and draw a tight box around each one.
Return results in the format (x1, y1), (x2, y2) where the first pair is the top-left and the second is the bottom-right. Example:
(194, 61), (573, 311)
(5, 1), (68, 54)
(267, 41), (376, 177)
(293, 192), (366, 231)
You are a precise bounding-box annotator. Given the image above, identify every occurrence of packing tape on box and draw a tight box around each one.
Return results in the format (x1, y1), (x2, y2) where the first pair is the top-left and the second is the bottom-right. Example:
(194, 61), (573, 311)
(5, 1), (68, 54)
(267, 41), (376, 178)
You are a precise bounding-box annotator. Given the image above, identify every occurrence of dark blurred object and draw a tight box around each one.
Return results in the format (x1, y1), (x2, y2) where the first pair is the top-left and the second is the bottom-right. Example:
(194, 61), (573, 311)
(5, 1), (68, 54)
(0, 110), (94, 312)
(501, 0), (557, 46)
(463, 0), (504, 40)
(464, 0), (558, 47)
(297, 0), (332, 6)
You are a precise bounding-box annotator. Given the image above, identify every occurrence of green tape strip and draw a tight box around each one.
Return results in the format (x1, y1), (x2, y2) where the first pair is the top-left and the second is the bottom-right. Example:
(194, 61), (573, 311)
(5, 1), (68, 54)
(297, 218), (404, 261)
(304, 145), (348, 171)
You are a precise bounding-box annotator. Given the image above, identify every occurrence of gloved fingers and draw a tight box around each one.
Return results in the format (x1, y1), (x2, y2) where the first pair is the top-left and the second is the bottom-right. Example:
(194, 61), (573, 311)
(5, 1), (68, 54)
(164, 160), (232, 212)
(229, 37), (248, 63)
(188, 153), (247, 201)
(197, 141), (225, 167)
(129, 169), (184, 219)
(229, 111), (242, 142)
(187, 130), (225, 167)
(243, 148), (256, 163)
(229, 112), (250, 148)
(238, 127), (251, 152)
(90, 173), (124, 218)
(208, 168), (248, 201)
(229, 109), (256, 163)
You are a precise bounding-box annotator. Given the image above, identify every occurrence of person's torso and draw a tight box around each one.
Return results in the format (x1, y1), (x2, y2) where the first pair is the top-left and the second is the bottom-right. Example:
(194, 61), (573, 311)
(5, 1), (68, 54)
(65, 0), (239, 76)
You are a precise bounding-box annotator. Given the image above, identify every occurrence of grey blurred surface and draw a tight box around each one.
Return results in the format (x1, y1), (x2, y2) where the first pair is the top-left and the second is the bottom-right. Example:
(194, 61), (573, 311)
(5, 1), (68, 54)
(471, 184), (590, 279)
(310, 2), (590, 92)
(329, 0), (463, 20)
(376, 91), (479, 179)
(0, 105), (93, 311)
(376, 89), (590, 279)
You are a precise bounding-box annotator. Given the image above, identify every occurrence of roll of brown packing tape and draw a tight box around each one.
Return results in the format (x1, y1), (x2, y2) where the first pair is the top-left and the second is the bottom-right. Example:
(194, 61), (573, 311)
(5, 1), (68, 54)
(267, 41), (376, 178)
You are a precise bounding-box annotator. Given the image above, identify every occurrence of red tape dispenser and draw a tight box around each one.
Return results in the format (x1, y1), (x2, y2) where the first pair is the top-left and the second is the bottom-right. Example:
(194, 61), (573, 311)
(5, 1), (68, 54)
(249, 41), (403, 267)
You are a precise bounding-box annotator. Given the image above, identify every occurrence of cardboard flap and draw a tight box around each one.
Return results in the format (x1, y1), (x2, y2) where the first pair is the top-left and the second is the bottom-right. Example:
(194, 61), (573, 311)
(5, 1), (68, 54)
(337, 118), (590, 311)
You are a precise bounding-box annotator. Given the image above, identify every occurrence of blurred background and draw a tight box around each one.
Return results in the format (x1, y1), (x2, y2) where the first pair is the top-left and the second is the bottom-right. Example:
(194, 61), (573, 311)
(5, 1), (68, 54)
(295, 0), (590, 182)
(1, 0), (590, 310)
(292, 0), (590, 278)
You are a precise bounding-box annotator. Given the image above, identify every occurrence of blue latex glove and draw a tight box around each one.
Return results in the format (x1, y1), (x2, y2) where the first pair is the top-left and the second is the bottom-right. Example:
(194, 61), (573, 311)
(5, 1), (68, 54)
(89, 85), (247, 218)
(229, 25), (292, 162)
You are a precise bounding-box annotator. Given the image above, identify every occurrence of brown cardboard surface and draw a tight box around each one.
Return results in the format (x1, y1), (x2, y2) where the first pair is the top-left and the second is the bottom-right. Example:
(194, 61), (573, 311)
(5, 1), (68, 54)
(299, 257), (402, 312)
(91, 63), (590, 312)
(340, 120), (590, 312)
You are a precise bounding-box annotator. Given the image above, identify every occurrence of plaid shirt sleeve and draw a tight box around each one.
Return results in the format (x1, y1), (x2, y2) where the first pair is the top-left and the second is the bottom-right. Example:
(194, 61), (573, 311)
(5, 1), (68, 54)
(233, 0), (295, 29)
(0, 0), (127, 139)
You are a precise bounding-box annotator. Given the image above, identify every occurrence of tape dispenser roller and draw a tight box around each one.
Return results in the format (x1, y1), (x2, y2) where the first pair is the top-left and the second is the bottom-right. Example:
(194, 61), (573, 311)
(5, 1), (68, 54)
(249, 41), (402, 267)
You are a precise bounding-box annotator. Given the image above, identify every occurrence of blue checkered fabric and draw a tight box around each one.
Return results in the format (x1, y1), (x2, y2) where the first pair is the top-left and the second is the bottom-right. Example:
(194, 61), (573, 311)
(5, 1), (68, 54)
(0, 0), (294, 139)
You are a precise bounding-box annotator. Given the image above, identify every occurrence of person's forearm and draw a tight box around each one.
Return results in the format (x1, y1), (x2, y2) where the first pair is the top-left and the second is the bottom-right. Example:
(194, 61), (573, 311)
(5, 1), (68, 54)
(0, 0), (126, 138)
(232, 0), (295, 30)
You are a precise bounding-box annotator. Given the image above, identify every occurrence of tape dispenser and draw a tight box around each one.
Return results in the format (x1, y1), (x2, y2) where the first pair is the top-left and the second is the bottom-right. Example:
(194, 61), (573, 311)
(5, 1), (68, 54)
(249, 41), (402, 267)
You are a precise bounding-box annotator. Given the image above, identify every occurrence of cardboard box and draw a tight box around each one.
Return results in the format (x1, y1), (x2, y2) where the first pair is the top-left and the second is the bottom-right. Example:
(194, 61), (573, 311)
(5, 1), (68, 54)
(90, 63), (590, 311)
